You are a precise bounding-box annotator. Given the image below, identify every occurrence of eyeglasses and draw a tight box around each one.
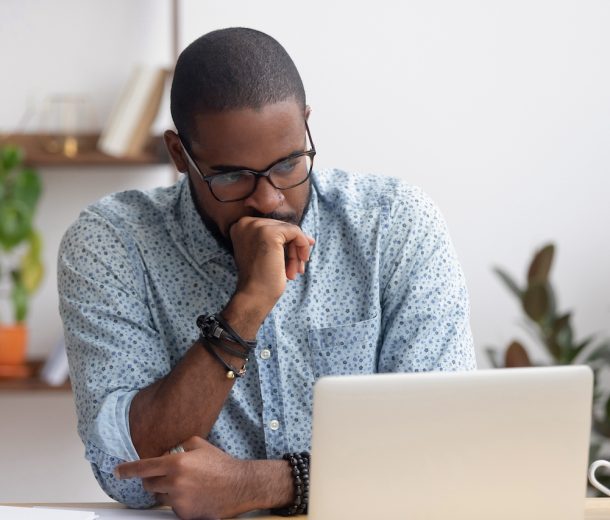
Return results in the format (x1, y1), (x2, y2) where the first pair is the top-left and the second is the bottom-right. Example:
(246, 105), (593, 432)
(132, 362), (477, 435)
(180, 121), (316, 203)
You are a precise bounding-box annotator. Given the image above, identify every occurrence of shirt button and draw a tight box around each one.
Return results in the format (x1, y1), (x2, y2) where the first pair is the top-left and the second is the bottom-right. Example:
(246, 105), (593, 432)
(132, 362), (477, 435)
(260, 349), (271, 360)
(269, 419), (280, 431)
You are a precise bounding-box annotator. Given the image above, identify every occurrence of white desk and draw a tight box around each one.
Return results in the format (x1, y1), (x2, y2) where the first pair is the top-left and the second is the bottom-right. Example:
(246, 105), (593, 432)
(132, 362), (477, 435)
(4, 499), (610, 519)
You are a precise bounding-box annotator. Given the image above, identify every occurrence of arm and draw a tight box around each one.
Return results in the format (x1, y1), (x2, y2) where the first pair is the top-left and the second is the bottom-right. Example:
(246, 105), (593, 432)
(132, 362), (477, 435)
(59, 210), (313, 510)
(116, 436), (295, 519)
(378, 189), (476, 372)
(128, 216), (315, 459)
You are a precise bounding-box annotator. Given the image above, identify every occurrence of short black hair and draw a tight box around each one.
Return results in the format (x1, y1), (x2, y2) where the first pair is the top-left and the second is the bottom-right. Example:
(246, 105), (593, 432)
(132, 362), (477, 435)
(170, 27), (306, 142)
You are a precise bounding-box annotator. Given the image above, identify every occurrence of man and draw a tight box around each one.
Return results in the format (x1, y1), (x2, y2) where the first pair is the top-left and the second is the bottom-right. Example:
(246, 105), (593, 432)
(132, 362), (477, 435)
(58, 27), (475, 519)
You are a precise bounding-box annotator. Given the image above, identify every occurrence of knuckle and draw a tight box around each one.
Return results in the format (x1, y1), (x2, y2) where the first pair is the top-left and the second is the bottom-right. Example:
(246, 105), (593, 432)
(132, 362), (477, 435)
(173, 455), (188, 472)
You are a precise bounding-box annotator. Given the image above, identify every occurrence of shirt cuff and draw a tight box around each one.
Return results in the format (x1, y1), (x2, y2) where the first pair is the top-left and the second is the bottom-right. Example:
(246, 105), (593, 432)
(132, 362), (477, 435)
(85, 442), (155, 508)
(87, 388), (141, 462)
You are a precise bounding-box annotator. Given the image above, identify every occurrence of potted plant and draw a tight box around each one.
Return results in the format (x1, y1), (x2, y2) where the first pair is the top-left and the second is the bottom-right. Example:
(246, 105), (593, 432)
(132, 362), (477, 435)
(487, 243), (610, 492)
(0, 145), (43, 367)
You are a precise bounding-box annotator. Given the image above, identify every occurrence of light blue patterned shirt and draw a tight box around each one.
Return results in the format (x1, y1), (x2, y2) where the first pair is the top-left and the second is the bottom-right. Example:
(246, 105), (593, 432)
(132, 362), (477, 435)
(58, 169), (475, 507)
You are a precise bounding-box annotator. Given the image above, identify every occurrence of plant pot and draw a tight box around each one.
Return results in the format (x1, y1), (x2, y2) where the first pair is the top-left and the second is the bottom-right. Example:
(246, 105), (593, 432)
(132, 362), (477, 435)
(0, 324), (27, 365)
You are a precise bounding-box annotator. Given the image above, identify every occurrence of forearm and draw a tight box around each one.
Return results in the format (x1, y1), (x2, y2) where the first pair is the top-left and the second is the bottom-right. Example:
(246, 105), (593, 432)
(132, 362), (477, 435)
(129, 292), (270, 459)
(129, 342), (232, 458)
(240, 459), (295, 513)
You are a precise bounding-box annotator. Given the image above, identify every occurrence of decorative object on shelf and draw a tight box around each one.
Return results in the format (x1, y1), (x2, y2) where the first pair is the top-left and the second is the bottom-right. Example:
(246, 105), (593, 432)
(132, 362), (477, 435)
(98, 65), (168, 158)
(0, 145), (44, 374)
(40, 336), (70, 386)
(487, 243), (610, 492)
(39, 95), (97, 158)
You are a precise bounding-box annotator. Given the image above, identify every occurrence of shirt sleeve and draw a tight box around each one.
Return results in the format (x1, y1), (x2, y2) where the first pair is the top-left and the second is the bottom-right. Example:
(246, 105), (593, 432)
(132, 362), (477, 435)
(58, 207), (169, 508)
(378, 187), (476, 372)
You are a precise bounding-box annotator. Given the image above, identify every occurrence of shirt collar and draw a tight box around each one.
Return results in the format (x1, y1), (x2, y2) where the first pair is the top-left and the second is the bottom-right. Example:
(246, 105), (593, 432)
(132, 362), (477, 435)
(300, 179), (319, 257)
(176, 175), (225, 264)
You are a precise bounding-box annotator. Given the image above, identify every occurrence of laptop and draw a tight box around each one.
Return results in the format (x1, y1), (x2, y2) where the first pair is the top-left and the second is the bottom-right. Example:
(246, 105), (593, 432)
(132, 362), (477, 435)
(309, 366), (593, 520)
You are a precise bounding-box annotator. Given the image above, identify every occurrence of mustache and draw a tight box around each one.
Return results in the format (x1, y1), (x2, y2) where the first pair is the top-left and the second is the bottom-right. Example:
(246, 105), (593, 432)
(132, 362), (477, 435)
(249, 210), (299, 226)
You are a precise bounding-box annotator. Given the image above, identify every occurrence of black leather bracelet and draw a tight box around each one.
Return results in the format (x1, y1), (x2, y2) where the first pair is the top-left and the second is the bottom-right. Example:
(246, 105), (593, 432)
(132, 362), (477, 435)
(197, 314), (257, 352)
(201, 333), (249, 359)
(272, 452), (310, 516)
(201, 338), (247, 379)
(215, 313), (257, 350)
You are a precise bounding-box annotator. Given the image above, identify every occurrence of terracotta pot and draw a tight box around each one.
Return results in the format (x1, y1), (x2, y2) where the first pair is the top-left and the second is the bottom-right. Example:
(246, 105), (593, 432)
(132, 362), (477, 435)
(0, 324), (27, 365)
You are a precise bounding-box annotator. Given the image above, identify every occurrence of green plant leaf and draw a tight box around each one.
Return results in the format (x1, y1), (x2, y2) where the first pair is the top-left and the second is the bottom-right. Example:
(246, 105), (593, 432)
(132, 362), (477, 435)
(10, 274), (28, 323)
(493, 267), (522, 299)
(13, 167), (42, 211)
(0, 199), (32, 250)
(551, 313), (576, 363)
(20, 231), (44, 293)
(504, 341), (532, 367)
(0, 146), (23, 173)
(527, 243), (554, 285)
(585, 341), (610, 365)
(522, 283), (549, 322)
(593, 416), (610, 438)
(485, 347), (500, 368)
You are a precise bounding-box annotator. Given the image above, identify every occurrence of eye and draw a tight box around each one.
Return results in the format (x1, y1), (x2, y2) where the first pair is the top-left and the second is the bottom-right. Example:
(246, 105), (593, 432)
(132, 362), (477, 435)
(273, 157), (300, 174)
(213, 171), (248, 186)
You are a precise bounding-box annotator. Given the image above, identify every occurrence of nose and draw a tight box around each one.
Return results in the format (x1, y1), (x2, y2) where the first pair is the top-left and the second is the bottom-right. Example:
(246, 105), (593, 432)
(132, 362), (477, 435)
(243, 176), (285, 214)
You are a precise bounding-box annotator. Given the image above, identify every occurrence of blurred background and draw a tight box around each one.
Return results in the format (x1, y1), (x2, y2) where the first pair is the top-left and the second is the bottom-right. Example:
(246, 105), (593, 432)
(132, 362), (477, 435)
(1, 0), (608, 502)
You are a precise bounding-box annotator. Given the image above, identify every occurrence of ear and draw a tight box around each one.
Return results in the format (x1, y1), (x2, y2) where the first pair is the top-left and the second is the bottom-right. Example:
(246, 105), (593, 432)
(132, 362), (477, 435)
(305, 105), (312, 121)
(164, 130), (188, 173)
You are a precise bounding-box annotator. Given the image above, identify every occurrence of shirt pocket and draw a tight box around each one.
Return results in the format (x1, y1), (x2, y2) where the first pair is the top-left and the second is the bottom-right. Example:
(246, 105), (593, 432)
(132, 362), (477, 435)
(308, 314), (381, 378)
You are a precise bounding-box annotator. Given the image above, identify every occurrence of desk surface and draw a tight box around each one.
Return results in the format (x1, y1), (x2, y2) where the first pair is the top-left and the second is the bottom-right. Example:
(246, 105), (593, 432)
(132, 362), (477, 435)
(4, 499), (610, 519)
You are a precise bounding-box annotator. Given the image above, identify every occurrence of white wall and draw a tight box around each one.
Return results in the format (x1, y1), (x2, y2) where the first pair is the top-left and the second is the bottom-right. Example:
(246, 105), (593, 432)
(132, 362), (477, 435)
(1, 0), (609, 501)
(179, 0), (610, 365)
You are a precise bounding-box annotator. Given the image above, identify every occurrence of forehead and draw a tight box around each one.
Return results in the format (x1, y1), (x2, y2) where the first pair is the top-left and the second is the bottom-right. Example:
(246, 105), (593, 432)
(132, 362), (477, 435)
(190, 100), (305, 168)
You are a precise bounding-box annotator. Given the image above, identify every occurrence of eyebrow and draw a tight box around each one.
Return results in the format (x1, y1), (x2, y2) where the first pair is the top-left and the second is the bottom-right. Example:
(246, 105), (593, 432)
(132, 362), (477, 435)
(209, 148), (305, 173)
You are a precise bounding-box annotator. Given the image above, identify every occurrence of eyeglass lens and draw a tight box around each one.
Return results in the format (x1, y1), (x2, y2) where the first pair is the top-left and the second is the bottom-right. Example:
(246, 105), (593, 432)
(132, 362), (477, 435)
(210, 153), (313, 202)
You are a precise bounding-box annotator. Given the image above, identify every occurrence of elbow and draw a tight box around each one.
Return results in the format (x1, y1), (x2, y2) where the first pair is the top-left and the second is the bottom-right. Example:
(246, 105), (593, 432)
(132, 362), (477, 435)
(90, 462), (156, 509)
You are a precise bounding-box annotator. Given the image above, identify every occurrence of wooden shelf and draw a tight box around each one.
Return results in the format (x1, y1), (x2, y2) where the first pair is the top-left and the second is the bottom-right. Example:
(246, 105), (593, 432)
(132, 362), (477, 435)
(0, 133), (170, 167)
(0, 359), (71, 392)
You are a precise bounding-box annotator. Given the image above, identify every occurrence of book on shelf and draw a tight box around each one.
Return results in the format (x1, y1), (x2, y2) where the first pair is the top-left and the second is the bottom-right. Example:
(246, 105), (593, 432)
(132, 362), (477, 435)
(98, 65), (168, 158)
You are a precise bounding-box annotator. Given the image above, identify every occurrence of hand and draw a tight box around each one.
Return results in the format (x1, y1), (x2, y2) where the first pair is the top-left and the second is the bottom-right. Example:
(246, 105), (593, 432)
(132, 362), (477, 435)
(229, 216), (315, 316)
(115, 436), (255, 520)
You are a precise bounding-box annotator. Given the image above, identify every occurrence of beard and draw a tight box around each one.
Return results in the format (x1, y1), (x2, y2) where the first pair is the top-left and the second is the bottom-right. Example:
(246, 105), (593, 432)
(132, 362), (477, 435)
(188, 177), (312, 256)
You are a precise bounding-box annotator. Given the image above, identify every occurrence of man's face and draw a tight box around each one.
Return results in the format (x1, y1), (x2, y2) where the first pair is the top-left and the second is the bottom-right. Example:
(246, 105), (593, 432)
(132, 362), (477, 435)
(168, 100), (312, 252)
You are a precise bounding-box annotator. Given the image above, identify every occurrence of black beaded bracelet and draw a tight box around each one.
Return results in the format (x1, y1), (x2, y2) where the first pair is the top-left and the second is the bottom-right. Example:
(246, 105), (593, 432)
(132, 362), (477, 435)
(272, 452), (310, 516)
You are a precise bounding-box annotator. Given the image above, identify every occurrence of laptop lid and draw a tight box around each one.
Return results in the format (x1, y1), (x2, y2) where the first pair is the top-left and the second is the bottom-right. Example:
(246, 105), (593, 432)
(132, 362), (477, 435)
(309, 366), (592, 520)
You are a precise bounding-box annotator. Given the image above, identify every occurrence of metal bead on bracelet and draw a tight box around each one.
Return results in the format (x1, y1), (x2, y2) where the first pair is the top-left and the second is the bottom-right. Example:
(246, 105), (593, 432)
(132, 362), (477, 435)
(196, 314), (256, 379)
(272, 452), (310, 516)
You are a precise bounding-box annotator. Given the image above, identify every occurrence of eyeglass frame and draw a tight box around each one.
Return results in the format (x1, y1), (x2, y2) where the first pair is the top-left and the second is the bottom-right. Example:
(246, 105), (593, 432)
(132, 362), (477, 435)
(179, 120), (316, 203)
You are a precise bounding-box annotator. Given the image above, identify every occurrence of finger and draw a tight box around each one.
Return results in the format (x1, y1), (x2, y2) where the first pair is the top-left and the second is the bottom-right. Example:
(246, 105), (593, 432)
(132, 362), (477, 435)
(115, 457), (169, 480)
(290, 233), (315, 262)
(142, 476), (172, 494)
(300, 260), (305, 274)
(180, 436), (206, 451)
(286, 260), (298, 280)
(285, 242), (299, 280)
(297, 242), (313, 262)
(155, 493), (171, 507)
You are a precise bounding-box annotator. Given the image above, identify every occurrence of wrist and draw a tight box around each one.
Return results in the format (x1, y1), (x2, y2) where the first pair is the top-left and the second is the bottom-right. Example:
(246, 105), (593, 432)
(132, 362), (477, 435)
(243, 459), (294, 511)
(222, 291), (272, 339)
